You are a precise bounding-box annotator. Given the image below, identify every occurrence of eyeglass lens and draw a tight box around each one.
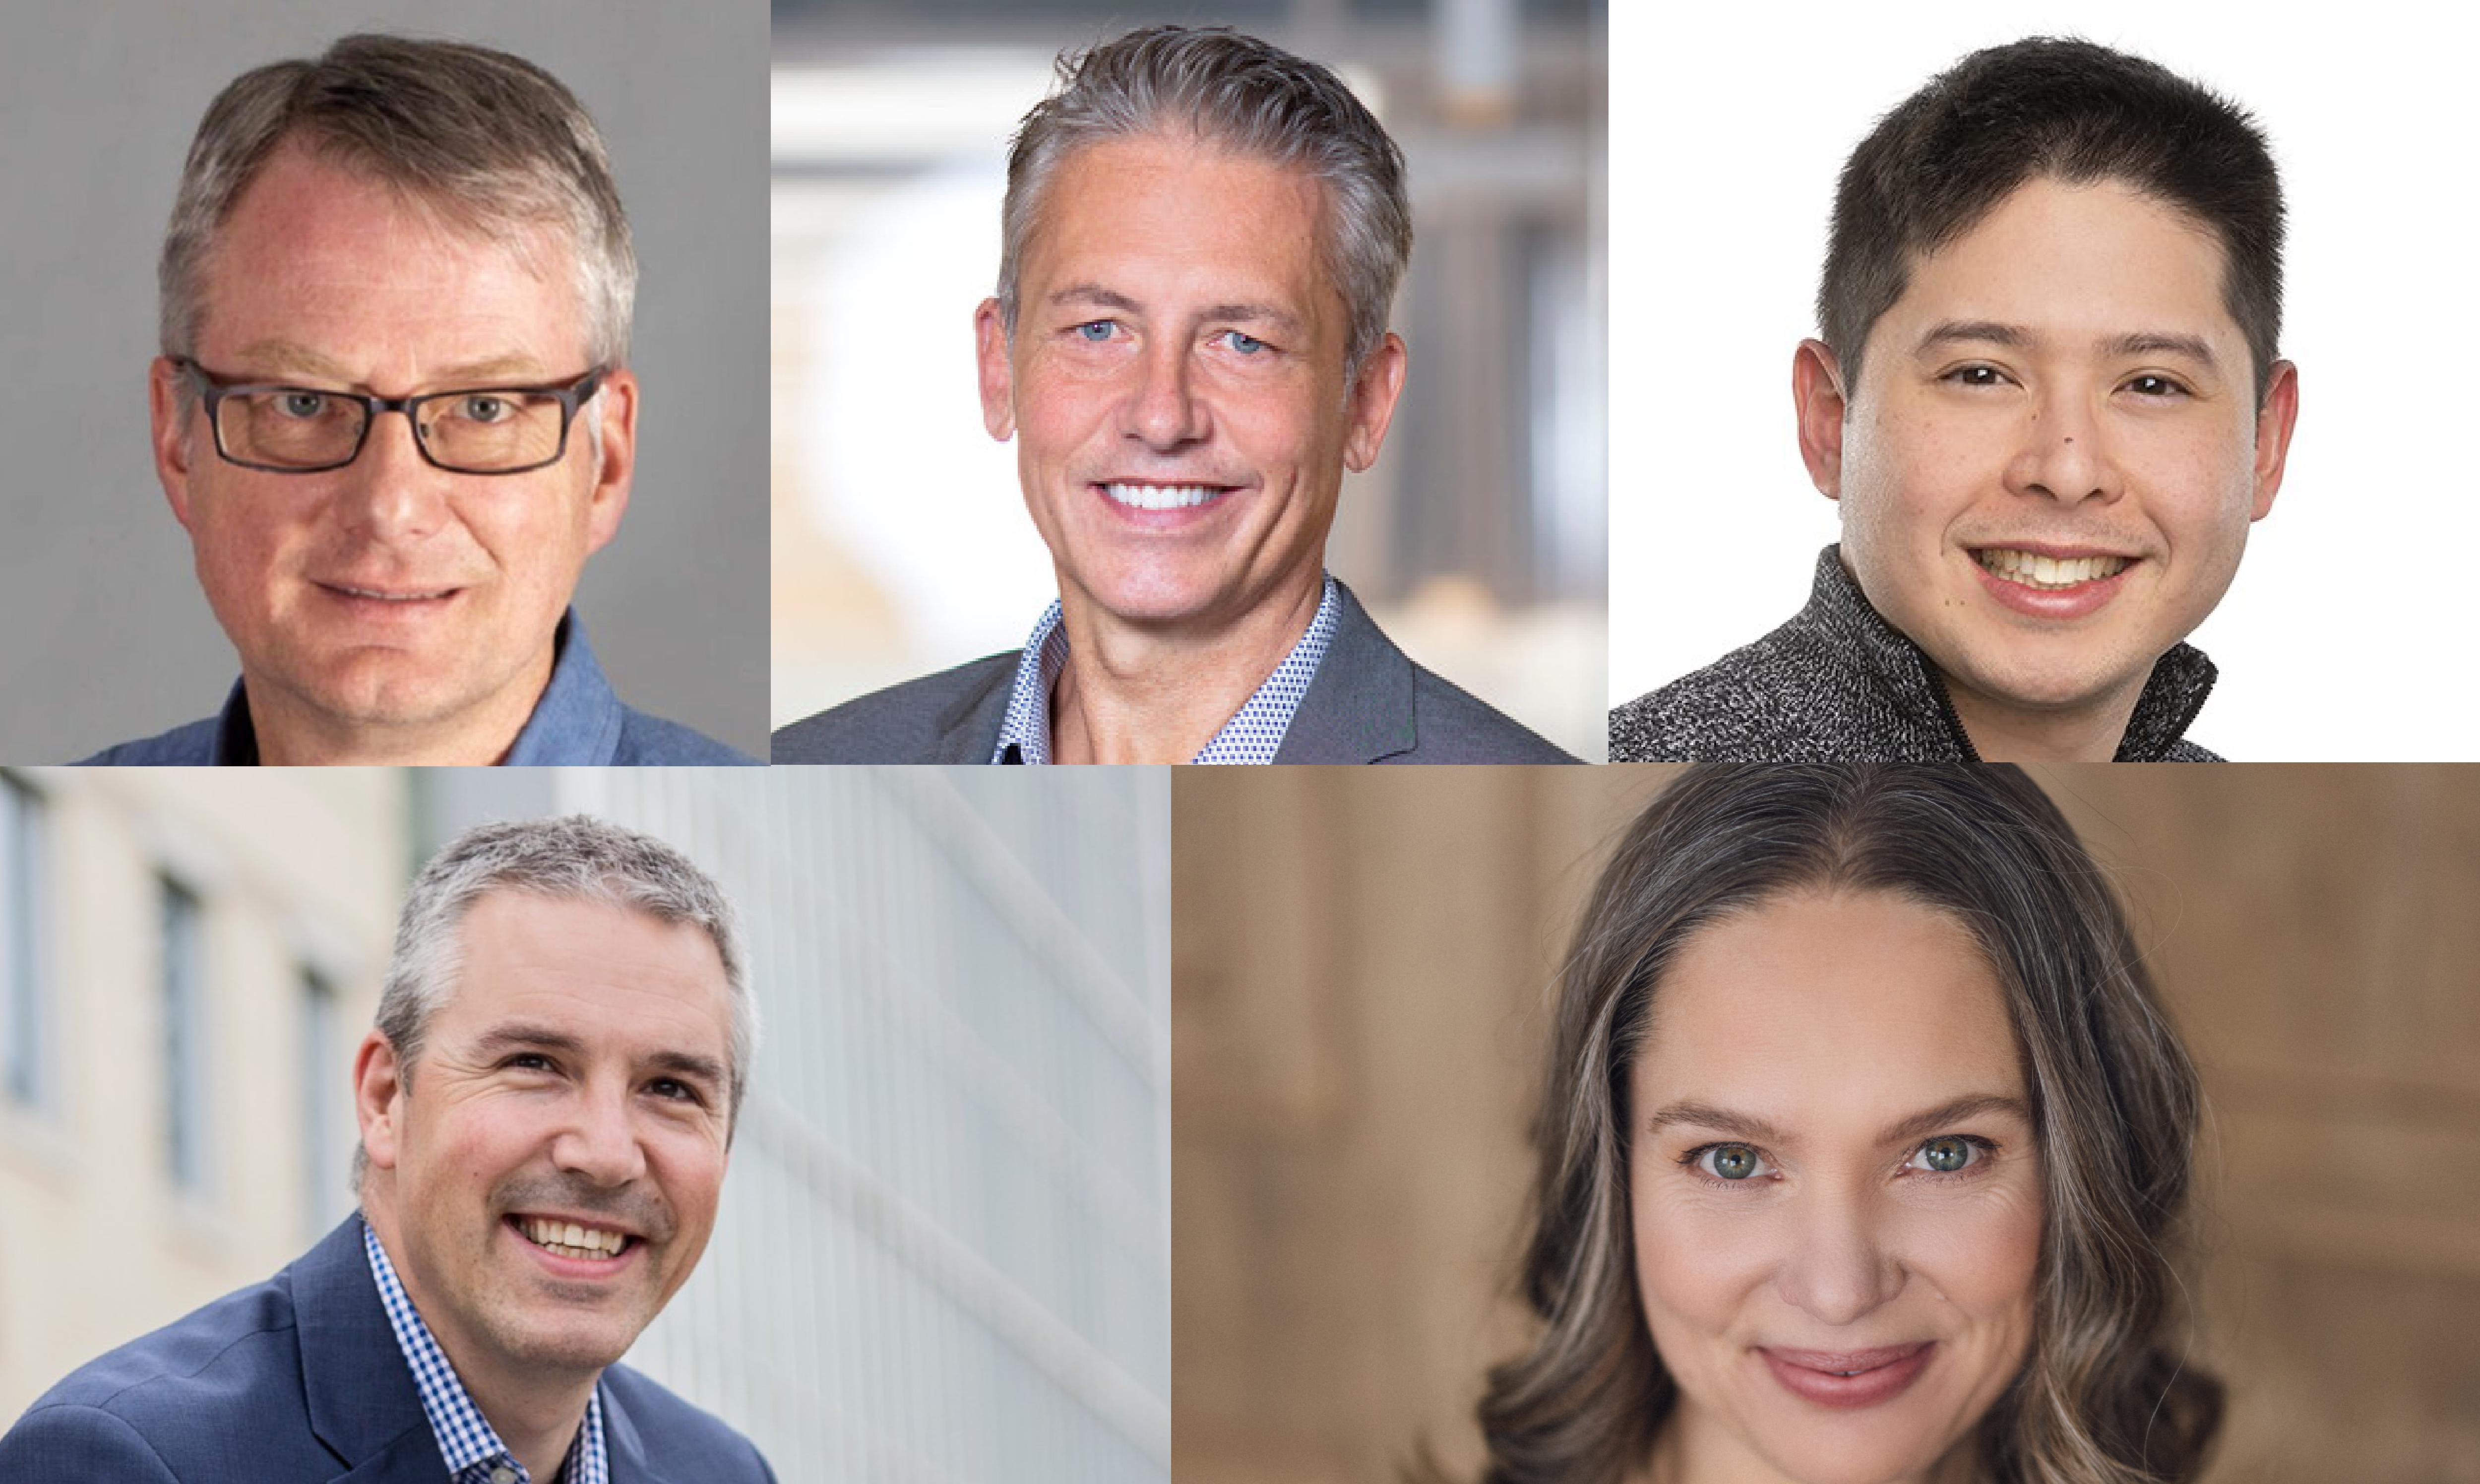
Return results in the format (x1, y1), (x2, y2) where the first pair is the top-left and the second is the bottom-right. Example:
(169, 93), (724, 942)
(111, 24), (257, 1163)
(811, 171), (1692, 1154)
(215, 388), (572, 472)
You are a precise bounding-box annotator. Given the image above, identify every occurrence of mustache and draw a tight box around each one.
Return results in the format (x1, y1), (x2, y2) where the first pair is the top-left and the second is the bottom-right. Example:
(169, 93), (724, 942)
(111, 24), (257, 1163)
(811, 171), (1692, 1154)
(494, 1172), (675, 1242)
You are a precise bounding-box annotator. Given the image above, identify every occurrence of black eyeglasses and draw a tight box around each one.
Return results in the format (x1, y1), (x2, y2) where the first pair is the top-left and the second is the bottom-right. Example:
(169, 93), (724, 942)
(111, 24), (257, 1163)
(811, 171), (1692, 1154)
(173, 359), (606, 475)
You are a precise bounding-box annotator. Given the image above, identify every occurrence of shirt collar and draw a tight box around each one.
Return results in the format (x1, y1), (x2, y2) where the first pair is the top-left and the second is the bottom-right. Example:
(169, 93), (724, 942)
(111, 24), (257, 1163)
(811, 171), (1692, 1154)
(992, 574), (1342, 764)
(209, 610), (622, 765)
(1799, 545), (2217, 762)
(363, 1218), (609, 1484)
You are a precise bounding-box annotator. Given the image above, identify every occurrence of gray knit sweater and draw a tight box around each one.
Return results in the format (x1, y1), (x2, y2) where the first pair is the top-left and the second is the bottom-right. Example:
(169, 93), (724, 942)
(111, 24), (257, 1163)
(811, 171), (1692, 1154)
(1608, 547), (2221, 762)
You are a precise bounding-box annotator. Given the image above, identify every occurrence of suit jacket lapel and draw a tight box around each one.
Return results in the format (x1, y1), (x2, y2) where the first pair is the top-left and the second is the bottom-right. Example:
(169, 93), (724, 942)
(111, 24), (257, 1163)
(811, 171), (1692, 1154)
(292, 1215), (451, 1482)
(1273, 579), (1417, 763)
(601, 1375), (682, 1484)
(932, 655), (1019, 763)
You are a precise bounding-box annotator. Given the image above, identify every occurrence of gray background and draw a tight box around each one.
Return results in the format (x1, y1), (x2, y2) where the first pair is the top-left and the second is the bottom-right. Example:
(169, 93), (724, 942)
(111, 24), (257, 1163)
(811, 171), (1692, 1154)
(0, 1), (768, 762)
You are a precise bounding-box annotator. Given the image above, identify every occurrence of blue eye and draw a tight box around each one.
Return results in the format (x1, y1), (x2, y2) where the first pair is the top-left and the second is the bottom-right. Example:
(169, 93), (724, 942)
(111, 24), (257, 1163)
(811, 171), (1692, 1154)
(1074, 321), (1116, 343)
(1689, 1143), (1770, 1182)
(1908, 1135), (1988, 1174)
(1223, 330), (1267, 355)
(278, 391), (331, 419)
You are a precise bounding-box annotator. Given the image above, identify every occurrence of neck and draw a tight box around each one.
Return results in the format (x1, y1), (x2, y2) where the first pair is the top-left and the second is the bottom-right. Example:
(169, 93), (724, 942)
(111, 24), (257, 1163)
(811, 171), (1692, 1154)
(1049, 570), (1322, 765)
(361, 1203), (597, 1484)
(1937, 668), (2147, 763)
(243, 653), (553, 765)
(1647, 1402), (1983, 1484)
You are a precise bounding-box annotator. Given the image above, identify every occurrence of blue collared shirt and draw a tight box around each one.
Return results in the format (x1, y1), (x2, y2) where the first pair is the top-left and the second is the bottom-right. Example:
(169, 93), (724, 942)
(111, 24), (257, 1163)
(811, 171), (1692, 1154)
(992, 574), (1342, 764)
(77, 610), (754, 765)
(364, 1220), (609, 1484)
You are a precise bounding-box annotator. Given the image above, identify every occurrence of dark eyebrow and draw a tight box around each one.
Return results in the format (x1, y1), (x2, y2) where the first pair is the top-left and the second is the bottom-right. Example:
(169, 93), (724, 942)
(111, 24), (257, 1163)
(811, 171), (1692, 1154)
(1914, 319), (2029, 355)
(468, 1024), (725, 1091)
(1051, 284), (1142, 315)
(2103, 330), (2219, 368)
(646, 1049), (727, 1092)
(1645, 1093), (2031, 1149)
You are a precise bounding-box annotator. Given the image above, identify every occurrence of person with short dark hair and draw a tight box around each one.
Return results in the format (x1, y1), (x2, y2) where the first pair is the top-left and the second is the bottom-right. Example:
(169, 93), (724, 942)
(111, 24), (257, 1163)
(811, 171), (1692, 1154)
(772, 25), (1574, 765)
(1611, 38), (2299, 763)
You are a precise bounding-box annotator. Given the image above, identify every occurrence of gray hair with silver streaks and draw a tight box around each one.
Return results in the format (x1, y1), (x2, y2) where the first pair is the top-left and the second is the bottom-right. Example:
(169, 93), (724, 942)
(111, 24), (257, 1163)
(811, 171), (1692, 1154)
(997, 24), (1412, 376)
(160, 33), (636, 372)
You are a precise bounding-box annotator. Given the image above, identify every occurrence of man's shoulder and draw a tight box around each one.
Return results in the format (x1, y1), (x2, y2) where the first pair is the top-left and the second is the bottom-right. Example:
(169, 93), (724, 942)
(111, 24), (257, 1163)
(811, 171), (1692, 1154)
(1396, 663), (1581, 764)
(77, 717), (221, 766)
(0, 1268), (324, 1481)
(603, 1363), (775, 1481)
(770, 653), (1018, 764)
(613, 707), (761, 765)
(1609, 619), (1880, 762)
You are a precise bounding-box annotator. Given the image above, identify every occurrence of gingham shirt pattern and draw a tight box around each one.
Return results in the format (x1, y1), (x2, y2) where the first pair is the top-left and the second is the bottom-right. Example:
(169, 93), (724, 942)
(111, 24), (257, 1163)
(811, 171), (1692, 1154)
(364, 1221), (609, 1484)
(992, 574), (1342, 764)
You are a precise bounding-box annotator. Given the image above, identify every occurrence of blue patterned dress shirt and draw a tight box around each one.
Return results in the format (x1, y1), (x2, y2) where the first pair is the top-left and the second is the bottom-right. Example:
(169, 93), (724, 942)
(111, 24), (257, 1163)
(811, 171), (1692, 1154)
(993, 573), (1342, 764)
(364, 1221), (610, 1484)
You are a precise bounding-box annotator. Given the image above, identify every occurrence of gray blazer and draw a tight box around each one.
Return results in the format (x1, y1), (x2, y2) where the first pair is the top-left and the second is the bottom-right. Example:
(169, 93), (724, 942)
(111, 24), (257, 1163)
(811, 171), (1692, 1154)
(773, 579), (1577, 764)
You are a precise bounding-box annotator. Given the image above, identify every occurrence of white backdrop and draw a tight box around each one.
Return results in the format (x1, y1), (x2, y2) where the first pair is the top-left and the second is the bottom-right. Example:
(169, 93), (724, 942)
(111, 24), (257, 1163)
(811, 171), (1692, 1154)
(1608, 3), (2480, 760)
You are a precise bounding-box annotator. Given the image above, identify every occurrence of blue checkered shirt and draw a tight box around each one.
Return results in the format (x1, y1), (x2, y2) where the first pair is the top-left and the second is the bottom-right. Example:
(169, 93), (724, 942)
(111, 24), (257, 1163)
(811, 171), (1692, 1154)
(993, 574), (1341, 764)
(364, 1220), (609, 1484)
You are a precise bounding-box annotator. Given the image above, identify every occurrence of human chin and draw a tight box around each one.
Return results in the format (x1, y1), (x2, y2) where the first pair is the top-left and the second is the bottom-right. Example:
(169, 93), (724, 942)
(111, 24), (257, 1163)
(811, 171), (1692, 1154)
(475, 1208), (660, 1370)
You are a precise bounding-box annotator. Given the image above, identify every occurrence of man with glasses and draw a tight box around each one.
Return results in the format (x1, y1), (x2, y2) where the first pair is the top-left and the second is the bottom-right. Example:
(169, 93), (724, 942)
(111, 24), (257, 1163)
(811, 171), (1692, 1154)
(80, 35), (752, 765)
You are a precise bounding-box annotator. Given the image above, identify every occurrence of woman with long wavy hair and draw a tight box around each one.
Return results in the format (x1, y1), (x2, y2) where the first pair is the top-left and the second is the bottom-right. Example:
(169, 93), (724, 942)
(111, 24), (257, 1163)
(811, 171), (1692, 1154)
(1465, 764), (2219, 1484)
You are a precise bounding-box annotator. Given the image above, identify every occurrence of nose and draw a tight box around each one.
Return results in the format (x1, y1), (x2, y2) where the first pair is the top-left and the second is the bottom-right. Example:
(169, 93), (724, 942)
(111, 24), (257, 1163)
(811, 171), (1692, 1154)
(1775, 1188), (1904, 1326)
(1118, 335), (1209, 450)
(551, 1078), (648, 1188)
(331, 406), (455, 542)
(2005, 385), (2122, 506)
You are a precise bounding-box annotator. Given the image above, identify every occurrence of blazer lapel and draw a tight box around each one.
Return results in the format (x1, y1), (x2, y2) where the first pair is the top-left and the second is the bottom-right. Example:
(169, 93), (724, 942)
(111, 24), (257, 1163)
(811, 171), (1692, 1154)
(1273, 579), (1417, 763)
(931, 655), (1019, 763)
(600, 1375), (682, 1484)
(293, 1215), (451, 1482)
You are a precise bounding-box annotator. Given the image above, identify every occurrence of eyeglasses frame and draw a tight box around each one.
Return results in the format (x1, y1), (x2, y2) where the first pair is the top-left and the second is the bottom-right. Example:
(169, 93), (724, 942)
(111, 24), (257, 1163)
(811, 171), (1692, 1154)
(170, 358), (608, 476)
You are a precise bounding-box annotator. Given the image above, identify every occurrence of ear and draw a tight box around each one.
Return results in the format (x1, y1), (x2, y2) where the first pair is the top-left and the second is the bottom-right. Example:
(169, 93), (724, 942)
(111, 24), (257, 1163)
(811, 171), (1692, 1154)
(974, 298), (1016, 441)
(1342, 331), (1409, 473)
(151, 357), (200, 529)
(1792, 339), (1851, 500)
(2248, 359), (2299, 522)
(582, 368), (637, 555)
(354, 1030), (407, 1175)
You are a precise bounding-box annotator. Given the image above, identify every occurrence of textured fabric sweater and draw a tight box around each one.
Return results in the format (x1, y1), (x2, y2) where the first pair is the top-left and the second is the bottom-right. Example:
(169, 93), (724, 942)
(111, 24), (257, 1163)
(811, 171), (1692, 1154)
(1609, 546), (2221, 762)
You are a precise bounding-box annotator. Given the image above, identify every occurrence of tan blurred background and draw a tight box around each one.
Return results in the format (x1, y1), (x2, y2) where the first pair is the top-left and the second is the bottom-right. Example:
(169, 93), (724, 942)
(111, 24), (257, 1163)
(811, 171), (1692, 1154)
(1172, 765), (2480, 1484)
(770, 0), (1607, 757)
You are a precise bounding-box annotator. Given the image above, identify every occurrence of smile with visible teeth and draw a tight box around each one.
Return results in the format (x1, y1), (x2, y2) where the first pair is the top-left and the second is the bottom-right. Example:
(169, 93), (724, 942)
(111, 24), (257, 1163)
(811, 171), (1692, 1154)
(1102, 482), (1226, 511)
(328, 584), (454, 601)
(515, 1215), (633, 1260)
(1975, 549), (2130, 590)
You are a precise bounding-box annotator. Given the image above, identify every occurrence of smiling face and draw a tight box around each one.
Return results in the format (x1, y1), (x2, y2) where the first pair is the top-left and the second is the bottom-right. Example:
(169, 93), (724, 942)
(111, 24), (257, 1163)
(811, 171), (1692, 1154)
(976, 131), (1404, 636)
(355, 891), (732, 1385)
(153, 142), (635, 756)
(1801, 176), (2297, 741)
(1629, 889), (2043, 1484)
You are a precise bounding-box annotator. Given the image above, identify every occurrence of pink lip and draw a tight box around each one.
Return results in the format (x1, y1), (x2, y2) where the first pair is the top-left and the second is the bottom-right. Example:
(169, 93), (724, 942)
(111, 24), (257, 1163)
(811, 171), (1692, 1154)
(1968, 549), (2138, 621)
(1087, 480), (1243, 532)
(502, 1215), (642, 1282)
(1758, 1342), (1935, 1409)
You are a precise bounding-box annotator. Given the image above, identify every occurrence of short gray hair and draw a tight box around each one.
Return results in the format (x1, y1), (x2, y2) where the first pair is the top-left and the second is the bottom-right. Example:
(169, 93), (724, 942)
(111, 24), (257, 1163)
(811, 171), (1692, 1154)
(160, 33), (635, 371)
(355, 816), (752, 1189)
(997, 25), (1412, 376)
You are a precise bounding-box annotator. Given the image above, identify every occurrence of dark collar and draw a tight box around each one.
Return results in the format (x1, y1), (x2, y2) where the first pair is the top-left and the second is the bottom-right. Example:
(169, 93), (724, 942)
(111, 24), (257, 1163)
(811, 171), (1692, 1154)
(209, 610), (624, 765)
(1798, 546), (2217, 763)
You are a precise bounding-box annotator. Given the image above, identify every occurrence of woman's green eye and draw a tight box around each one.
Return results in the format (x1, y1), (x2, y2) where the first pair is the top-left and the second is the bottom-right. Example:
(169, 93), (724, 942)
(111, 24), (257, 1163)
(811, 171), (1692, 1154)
(1710, 1144), (1759, 1180)
(1920, 1136), (1974, 1172)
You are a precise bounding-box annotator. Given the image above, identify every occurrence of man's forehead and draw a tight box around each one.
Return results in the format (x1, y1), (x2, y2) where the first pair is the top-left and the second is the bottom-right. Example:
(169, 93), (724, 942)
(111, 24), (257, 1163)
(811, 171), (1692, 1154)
(439, 891), (728, 1019)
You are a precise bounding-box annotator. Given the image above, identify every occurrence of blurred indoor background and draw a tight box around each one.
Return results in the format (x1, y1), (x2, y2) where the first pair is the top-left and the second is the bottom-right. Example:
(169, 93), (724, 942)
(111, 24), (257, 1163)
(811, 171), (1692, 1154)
(1172, 765), (2480, 1484)
(0, 766), (1171, 1484)
(769, 0), (1607, 758)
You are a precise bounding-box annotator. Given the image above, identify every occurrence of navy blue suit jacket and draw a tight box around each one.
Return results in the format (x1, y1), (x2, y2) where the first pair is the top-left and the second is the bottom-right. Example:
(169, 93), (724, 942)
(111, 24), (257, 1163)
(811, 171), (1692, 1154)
(0, 1216), (775, 1483)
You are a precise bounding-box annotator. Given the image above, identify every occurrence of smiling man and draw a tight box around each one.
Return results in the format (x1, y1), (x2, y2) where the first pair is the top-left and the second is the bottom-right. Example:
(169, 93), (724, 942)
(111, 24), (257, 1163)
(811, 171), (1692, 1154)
(0, 816), (773, 1483)
(1611, 37), (2299, 762)
(771, 25), (1573, 764)
(80, 35), (751, 765)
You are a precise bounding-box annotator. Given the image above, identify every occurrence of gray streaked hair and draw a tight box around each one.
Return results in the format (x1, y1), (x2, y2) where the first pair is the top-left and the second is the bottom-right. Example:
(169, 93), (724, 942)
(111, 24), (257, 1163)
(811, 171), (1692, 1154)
(997, 24), (1412, 376)
(355, 815), (751, 1188)
(1456, 765), (2220, 1484)
(160, 33), (635, 372)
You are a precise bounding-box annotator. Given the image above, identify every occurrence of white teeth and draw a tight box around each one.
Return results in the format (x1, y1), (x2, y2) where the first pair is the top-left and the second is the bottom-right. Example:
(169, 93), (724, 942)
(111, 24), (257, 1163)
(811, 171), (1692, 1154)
(336, 585), (449, 602)
(520, 1216), (627, 1259)
(1975, 549), (2129, 589)
(1103, 482), (1221, 511)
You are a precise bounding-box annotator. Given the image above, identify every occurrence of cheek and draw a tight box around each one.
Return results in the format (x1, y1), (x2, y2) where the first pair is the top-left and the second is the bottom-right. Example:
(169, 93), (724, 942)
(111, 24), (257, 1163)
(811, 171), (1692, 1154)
(1632, 1175), (1772, 1352)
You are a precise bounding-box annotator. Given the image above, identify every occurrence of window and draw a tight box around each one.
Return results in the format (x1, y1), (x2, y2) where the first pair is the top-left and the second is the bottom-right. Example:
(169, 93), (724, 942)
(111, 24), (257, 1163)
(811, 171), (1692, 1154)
(0, 774), (46, 1113)
(161, 876), (208, 1195)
